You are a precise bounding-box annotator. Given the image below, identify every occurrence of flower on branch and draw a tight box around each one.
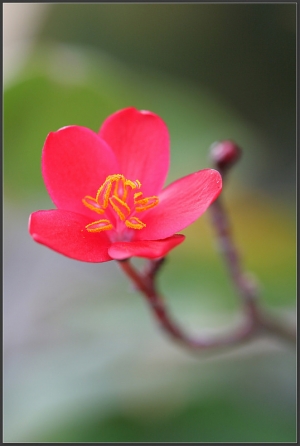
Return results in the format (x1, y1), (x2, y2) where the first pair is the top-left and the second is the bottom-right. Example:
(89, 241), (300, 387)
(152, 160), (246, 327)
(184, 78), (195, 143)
(29, 107), (222, 262)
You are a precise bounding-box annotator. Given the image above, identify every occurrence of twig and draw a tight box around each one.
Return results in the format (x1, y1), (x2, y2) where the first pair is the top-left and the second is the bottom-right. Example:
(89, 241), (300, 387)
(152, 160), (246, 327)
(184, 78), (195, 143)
(209, 140), (296, 345)
(209, 196), (296, 345)
(119, 258), (258, 351)
(118, 140), (296, 352)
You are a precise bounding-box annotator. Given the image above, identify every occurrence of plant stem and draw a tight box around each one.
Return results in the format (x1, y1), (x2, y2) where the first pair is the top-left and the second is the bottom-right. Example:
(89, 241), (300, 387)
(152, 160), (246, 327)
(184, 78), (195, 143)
(118, 141), (296, 352)
(119, 259), (259, 351)
(118, 192), (295, 351)
(209, 195), (296, 344)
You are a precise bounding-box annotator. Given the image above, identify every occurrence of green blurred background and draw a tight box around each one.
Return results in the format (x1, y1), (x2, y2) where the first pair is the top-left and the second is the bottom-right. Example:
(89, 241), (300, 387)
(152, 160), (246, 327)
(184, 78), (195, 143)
(4, 3), (296, 442)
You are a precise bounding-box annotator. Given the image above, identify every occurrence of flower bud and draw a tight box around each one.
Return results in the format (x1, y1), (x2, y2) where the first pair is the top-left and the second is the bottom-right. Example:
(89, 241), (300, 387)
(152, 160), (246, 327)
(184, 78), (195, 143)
(210, 140), (241, 172)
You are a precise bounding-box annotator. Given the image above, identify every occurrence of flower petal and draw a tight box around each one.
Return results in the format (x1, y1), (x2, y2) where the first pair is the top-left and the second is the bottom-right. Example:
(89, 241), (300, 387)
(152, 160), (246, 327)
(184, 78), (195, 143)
(29, 210), (112, 262)
(99, 107), (170, 196)
(134, 169), (222, 240)
(108, 235), (185, 260)
(42, 126), (119, 216)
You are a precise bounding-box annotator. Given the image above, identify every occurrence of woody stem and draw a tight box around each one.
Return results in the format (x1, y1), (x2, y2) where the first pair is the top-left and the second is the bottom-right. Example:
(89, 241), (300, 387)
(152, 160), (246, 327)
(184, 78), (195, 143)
(118, 191), (295, 351)
(118, 142), (295, 351)
(209, 196), (296, 344)
(119, 259), (258, 351)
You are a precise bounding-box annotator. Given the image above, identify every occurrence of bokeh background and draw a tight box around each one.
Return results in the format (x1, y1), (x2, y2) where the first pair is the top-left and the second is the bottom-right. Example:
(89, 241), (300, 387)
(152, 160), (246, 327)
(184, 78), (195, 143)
(4, 3), (296, 442)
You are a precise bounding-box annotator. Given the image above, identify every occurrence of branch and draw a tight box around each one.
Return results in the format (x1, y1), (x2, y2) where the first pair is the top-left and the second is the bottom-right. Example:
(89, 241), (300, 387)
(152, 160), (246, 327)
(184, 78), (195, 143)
(119, 259), (257, 351)
(209, 196), (296, 345)
(118, 140), (296, 352)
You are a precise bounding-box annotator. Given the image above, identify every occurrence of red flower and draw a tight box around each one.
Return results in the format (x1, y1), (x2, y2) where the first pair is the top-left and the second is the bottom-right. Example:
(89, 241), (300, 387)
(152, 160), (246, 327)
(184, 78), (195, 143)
(29, 108), (222, 262)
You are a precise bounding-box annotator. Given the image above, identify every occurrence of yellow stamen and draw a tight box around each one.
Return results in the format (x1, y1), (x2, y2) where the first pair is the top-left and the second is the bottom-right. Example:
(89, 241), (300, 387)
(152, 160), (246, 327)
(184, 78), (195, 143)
(112, 177), (124, 199)
(109, 195), (131, 221)
(125, 216), (146, 230)
(124, 178), (141, 190)
(82, 174), (158, 234)
(134, 191), (143, 200)
(82, 196), (105, 214)
(96, 178), (113, 209)
(85, 219), (113, 233)
(135, 196), (159, 212)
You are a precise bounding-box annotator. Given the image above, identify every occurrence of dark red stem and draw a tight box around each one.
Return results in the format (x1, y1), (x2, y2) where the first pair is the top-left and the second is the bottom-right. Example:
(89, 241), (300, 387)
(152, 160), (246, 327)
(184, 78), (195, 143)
(119, 259), (260, 351)
(118, 192), (295, 351)
(118, 143), (296, 351)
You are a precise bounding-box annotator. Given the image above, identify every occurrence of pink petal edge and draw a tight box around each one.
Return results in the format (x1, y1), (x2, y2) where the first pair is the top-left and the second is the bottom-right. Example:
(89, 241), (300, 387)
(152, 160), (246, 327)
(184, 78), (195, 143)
(134, 169), (222, 240)
(108, 234), (185, 260)
(42, 126), (119, 217)
(99, 107), (170, 196)
(29, 210), (112, 263)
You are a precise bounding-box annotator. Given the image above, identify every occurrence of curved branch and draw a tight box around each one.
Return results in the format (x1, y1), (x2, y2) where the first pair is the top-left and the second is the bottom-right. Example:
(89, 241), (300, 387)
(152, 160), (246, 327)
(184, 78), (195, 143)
(118, 141), (296, 352)
(209, 193), (296, 346)
(119, 256), (295, 353)
(118, 195), (295, 352)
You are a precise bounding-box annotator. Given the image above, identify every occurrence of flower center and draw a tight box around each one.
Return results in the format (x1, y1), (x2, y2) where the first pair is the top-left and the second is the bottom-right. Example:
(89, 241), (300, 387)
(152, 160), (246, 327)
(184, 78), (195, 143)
(82, 174), (159, 235)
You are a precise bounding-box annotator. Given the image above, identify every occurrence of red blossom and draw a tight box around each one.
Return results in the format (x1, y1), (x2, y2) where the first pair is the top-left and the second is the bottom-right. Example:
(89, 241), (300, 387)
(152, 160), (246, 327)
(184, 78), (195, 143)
(29, 107), (222, 262)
